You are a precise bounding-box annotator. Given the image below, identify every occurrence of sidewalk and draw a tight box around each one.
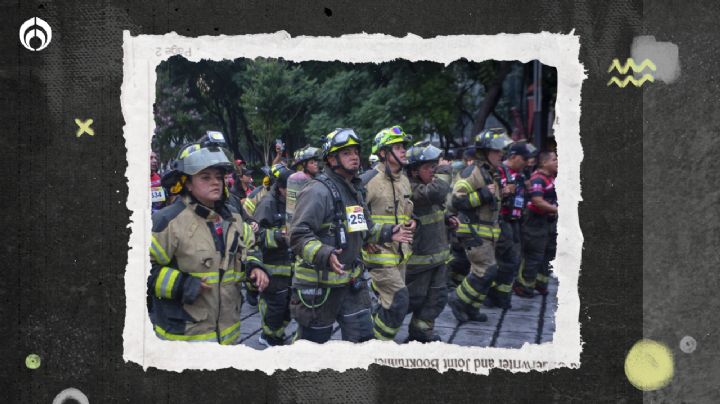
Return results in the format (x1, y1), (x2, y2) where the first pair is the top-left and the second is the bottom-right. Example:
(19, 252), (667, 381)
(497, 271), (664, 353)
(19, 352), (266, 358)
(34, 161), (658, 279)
(238, 274), (558, 348)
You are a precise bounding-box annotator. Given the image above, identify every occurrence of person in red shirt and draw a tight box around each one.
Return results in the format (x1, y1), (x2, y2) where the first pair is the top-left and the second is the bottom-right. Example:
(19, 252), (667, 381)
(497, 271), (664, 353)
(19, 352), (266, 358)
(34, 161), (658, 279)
(150, 151), (167, 214)
(514, 151), (558, 297)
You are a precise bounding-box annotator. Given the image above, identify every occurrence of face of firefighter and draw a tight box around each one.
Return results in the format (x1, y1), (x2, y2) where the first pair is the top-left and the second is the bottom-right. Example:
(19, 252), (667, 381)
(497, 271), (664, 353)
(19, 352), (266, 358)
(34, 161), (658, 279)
(381, 143), (407, 172)
(186, 167), (225, 207)
(486, 149), (502, 167)
(328, 146), (360, 176)
(416, 162), (437, 184)
(150, 152), (159, 173)
(304, 159), (319, 176)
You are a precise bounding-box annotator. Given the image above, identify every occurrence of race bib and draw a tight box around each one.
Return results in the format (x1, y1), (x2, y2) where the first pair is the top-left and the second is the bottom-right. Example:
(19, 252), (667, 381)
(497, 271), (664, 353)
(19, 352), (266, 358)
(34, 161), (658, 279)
(151, 186), (166, 203)
(345, 205), (368, 232)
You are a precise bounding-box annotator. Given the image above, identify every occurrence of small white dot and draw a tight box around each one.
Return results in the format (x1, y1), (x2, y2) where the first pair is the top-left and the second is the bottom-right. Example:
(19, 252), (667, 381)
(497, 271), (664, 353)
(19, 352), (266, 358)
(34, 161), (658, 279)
(680, 335), (697, 354)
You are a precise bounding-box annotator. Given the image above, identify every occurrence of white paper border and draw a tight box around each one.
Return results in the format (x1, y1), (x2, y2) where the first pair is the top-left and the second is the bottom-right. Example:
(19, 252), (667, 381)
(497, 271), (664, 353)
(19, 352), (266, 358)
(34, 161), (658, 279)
(121, 31), (585, 374)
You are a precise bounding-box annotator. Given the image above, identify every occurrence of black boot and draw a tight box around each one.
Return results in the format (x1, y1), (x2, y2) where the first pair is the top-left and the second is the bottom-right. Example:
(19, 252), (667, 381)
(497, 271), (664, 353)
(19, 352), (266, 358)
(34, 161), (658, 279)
(448, 293), (470, 323)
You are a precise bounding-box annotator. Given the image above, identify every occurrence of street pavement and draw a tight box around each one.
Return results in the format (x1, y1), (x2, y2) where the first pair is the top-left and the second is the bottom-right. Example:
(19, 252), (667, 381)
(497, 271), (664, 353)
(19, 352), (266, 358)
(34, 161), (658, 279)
(238, 274), (558, 349)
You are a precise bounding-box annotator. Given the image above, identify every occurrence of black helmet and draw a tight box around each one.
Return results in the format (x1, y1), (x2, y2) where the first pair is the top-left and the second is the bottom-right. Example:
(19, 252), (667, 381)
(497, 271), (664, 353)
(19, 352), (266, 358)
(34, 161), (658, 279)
(271, 163), (292, 188)
(293, 145), (321, 166)
(474, 128), (512, 151)
(406, 140), (443, 167)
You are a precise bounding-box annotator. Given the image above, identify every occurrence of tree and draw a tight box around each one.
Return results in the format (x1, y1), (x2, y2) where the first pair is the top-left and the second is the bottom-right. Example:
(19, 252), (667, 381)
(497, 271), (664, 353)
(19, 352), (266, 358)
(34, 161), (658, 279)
(153, 68), (209, 161)
(239, 59), (316, 166)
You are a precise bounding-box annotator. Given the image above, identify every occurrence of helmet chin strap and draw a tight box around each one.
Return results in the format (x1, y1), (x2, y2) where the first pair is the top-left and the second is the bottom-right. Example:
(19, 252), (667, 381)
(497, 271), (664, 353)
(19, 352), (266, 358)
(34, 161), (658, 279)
(388, 148), (406, 168)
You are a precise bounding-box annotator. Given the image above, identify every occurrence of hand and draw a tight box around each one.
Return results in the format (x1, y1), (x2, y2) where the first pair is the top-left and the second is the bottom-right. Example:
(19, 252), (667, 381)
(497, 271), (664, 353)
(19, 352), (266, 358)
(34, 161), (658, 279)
(447, 216), (459, 230)
(200, 277), (213, 291)
(250, 222), (259, 233)
(250, 268), (269, 292)
(404, 219), (417, 233)
(364, 243), (381, 254)
(502, 184), (516, 196)
(391, 225), (413, 244)
(438, 158), (451, 167)
(486, 184), (497, 195)
(328, 249), (345, 275)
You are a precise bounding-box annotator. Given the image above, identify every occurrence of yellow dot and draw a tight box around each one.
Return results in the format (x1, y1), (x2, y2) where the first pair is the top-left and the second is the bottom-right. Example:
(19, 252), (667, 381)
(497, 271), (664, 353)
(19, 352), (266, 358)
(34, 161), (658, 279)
(625, 339), (674, 391)
(25, 354), (41, 370)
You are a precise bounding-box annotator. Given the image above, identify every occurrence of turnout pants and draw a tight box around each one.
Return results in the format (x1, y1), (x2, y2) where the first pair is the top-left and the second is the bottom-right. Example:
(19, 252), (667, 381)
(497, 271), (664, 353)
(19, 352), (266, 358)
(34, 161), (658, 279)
(406, 265), (448, 340)
(519, 214), (557, 289)
(447, 242), (470, 288)
(369, 265), (410, 341)
(290, 282), (373, 343)
(259, 276), (291, 341)
(454, 240), (498, 311)
(491, 220), (522, 306)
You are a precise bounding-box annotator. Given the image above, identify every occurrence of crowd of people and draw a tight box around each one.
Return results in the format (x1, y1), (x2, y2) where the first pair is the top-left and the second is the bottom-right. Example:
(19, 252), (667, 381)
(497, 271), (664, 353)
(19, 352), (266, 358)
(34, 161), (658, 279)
(147, 127), (558, 347)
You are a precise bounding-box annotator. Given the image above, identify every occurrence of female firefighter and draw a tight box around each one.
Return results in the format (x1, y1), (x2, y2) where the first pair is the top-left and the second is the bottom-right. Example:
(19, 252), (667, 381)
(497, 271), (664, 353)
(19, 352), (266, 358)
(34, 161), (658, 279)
(148, 133), (269, 345)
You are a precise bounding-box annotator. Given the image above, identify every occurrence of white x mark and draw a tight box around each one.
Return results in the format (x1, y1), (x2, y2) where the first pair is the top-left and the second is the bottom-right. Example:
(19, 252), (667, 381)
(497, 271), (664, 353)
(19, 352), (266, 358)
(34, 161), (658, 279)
(75, 118), (94, 137)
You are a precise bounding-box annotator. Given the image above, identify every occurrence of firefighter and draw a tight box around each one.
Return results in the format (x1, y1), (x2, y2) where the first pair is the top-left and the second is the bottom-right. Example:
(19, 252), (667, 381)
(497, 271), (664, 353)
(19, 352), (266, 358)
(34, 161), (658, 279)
(447, 128), (512, 323)
(361, 125), (416, 341)
(289, 128), (412, 343)
(514, 150), (558, 297)
(254, 164), (294, 347)
(226, 167), (260, 234)
(148, 133), (269, 344)
(243, 166), (273, 217)
(241, 164), (286, 307)
(445, 147), (477, 289)
(286, 145), (321, 224)
(486, 142), (531, 309)
(405, 141), (457, 342)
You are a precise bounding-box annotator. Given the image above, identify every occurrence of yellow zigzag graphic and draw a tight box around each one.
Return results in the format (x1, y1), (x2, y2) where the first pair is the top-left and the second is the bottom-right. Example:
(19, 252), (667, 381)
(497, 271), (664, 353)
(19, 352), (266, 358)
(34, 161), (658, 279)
(607, 58), (656, 74)
(607, 74), (655, 88)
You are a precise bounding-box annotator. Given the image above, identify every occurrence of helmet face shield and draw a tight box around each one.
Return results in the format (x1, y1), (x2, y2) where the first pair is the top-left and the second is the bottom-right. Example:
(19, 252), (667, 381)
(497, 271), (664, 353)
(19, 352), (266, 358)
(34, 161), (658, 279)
(407, 141), (443, 166)
(173, 142), (234, 176)
(475, 128), (512, 151)
(180, 147), (234, 175)
(294, 146), (321, 165)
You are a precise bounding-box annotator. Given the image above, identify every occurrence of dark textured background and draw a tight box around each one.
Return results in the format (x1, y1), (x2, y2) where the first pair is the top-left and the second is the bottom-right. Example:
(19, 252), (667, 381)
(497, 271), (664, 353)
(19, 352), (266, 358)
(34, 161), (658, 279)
(643, 2), (720, 403)
(3, 0), (699, 402)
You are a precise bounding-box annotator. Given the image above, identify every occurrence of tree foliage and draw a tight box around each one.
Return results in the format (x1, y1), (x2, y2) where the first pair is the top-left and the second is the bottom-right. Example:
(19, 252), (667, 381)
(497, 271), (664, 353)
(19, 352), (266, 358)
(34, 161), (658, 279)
(153, 56), (556, 165)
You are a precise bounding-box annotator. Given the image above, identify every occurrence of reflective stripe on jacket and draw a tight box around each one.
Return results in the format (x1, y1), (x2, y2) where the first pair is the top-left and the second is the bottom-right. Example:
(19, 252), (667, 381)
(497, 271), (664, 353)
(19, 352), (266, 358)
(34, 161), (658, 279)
(407, 165), (452, 270)
(448, 159), (501, 242)
(148, 196), (264, 344)
(289, 166), (393, 288)
(360, 162), (414, 267)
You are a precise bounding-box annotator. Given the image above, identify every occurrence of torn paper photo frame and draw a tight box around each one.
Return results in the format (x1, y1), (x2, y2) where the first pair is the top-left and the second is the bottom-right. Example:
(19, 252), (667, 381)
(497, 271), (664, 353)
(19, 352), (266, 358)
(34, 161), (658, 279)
(122, 31), (584, 374)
